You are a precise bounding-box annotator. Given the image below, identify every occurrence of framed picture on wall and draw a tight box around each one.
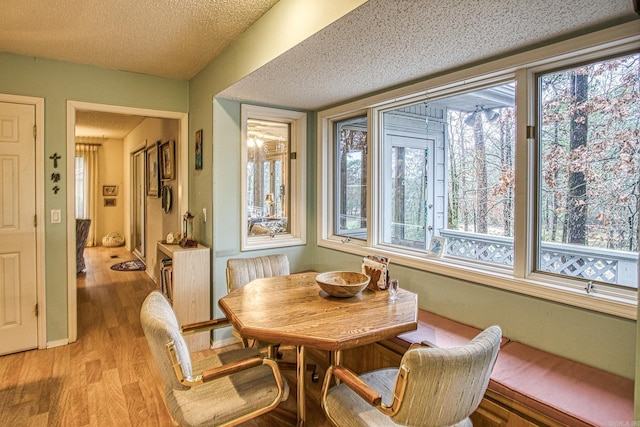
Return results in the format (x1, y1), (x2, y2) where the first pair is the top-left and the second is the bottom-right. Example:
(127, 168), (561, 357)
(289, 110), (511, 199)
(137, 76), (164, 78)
(161, 140), (175, 180)
(104, 198), (117, 207)
(195, 129), (203, 170)
(102, 185), (118, 196)
(146, 141), (160, 197)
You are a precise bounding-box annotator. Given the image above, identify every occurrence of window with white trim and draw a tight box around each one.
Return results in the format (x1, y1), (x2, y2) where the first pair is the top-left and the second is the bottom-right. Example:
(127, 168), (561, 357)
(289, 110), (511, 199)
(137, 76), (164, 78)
(378, 84), (516, 259)
(334, 116), (368, 241)
(536, 52), (640, 289)
(318, 30), (639, 317)
(241, 104), (306, 250)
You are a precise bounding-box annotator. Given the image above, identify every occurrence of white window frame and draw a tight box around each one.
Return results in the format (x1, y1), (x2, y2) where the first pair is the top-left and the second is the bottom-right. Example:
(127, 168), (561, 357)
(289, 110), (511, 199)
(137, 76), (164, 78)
(332, 114), (369, 241)
(317, 22), (640, 319)
(241, 104), (306, 250)
(318, 108), (372, 250)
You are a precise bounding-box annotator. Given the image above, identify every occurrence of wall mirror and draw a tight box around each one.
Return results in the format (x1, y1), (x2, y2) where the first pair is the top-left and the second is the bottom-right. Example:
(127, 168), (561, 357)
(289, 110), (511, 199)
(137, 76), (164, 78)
(241, 105), (307, 250)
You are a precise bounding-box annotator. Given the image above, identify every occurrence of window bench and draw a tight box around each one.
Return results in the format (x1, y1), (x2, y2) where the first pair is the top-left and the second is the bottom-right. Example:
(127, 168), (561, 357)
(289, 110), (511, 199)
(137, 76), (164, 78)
(342, 310), (634, 426)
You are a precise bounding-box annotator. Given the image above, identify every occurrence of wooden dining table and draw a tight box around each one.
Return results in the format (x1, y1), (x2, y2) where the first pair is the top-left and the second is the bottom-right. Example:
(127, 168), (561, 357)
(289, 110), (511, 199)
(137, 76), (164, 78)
(218, 272), (418, 426)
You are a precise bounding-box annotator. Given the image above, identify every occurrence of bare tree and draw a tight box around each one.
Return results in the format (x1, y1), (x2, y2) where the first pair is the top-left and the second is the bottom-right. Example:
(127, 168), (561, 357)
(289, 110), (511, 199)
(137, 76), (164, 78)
(567, 72), (588, 245)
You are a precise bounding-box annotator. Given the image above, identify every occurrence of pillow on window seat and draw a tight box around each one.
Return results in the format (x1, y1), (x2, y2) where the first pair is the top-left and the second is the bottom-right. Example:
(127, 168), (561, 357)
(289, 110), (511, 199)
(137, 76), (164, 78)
(249, 218), (288, 236)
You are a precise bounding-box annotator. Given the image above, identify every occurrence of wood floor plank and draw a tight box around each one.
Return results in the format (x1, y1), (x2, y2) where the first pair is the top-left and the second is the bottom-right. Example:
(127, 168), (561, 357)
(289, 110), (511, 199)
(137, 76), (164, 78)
(50, 384), (90, 427)
(27, 412), (48, 427)
(87, 368), (130, 427)
(85, 359), (103, 385)
(122, 381), (152, 426)
(0, 351), (24, 388)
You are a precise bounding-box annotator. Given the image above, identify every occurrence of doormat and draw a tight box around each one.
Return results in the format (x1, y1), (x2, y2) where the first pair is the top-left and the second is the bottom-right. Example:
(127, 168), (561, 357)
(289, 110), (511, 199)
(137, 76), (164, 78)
(110, 259), (146, 272)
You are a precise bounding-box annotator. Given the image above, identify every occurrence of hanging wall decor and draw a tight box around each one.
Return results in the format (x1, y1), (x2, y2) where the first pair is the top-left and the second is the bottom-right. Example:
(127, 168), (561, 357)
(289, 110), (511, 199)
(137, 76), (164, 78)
(195, 129), (203, 170)
(161, 140), (175, 180)
(146, 141), (160, 197)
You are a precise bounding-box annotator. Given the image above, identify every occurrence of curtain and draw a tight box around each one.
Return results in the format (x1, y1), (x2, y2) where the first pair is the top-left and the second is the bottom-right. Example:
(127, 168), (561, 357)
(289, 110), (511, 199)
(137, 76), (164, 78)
(75, 144), (100, 247)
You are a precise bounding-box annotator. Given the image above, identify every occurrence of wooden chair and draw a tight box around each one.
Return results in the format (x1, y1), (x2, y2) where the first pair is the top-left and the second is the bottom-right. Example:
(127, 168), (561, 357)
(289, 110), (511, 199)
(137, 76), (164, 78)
(226, 254), (319, 382)
(321, 325), (502, 427)
(140, 291), (290, 427)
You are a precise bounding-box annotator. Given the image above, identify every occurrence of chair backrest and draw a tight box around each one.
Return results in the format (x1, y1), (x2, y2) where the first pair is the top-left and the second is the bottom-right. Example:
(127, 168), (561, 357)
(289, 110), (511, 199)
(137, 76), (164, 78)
(392, 325), (502, 426)
(226, 254), (290, 293)
(140, 291), (192, 391)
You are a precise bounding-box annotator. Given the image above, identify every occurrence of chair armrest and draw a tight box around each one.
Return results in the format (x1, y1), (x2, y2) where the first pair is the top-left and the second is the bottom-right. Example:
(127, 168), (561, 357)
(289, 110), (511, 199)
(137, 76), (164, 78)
(409, 342), (430, 350)
(329, 366), (382, 406)
(201, 355), (264, 382)
(181, 318), (231, 336)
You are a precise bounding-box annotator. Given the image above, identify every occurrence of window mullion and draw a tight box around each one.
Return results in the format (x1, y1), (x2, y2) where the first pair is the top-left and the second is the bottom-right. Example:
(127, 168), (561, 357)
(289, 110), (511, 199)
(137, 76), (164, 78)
(513, 68), (535, 280)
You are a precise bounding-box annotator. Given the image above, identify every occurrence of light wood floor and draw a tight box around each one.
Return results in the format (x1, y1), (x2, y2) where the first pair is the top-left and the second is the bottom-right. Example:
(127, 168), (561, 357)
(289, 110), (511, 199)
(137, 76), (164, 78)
(0, 246), (332, 426)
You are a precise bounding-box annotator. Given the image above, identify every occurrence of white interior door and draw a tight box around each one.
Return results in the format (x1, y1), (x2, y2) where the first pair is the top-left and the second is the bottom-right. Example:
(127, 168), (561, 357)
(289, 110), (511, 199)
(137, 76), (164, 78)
(0, 101), (38, 355)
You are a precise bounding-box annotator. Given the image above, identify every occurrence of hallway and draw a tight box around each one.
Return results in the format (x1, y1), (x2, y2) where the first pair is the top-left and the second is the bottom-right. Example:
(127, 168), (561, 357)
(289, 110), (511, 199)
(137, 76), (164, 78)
(0, 246), (330, 426)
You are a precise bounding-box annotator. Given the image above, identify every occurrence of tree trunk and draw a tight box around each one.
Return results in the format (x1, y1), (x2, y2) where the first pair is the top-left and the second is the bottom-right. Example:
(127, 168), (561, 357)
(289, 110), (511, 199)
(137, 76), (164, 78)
(501, 119), (513, 237)
(393, 147), (405, 242)
(473, 113), (488, 234)
(551, 121), (560, 242)
(567, 73), (588, 245)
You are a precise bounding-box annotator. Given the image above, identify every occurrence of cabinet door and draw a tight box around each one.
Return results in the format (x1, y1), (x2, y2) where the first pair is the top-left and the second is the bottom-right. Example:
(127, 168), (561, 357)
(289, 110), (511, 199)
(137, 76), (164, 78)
(471, 398), (540, 427)
(343, 342), (403, 373)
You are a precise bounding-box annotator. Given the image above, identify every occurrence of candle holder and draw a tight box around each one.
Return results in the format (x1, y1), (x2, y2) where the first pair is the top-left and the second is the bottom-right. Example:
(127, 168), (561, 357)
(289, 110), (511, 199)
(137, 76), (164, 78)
(179, 211), (198, 247)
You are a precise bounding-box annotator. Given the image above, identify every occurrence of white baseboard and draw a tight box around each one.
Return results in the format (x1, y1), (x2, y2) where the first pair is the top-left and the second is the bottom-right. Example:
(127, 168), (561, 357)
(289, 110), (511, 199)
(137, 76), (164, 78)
(46, 339), (69, 349)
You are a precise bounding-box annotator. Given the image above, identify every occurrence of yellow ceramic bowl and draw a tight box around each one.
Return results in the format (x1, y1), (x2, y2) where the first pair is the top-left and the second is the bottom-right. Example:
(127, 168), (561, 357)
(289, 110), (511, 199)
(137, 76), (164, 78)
(315, 271), (370, 298)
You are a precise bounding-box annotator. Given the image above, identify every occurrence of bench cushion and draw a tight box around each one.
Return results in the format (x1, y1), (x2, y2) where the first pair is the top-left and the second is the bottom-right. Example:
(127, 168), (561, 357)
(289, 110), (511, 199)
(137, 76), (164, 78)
(390, 310), (508, 349)
(389, 310), (634, 426)
(490, 341), (634, 427)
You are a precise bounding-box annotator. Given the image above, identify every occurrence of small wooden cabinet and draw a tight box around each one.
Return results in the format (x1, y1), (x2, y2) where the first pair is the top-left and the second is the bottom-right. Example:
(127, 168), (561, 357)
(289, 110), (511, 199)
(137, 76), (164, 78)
(157, 242), (211, 351)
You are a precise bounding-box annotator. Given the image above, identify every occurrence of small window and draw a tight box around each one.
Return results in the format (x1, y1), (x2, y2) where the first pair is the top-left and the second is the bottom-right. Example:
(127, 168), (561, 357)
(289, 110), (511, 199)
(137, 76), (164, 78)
(536, 52), (640, 288)
(241, 105), (306, 250)
(334, 116), (368, 240)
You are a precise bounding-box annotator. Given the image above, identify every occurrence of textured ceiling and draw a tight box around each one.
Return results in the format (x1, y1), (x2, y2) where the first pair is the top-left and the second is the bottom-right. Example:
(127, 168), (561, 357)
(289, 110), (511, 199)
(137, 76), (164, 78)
(2, 0), (638, 137)
(220, 0), (638, 110)
(75, 111), (146, 139)
(0, 0), (279, 80)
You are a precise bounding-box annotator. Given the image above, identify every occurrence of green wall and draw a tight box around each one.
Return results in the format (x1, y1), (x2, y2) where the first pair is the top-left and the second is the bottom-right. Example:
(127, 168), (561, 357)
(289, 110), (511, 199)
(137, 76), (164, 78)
(188, 0), (368, 323)
(0, 52), (189, 342)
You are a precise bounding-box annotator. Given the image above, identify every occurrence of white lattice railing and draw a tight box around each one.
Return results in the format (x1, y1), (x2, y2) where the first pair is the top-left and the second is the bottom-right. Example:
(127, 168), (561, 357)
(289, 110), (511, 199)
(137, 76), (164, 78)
(439, 229), (638, 288)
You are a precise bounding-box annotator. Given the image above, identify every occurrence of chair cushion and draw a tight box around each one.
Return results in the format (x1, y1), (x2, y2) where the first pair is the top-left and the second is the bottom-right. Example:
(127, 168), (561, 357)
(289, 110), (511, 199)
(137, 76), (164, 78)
(167, 349), (286, 427)
(324, 368), (471, 427)
(391, 310), (506, 349)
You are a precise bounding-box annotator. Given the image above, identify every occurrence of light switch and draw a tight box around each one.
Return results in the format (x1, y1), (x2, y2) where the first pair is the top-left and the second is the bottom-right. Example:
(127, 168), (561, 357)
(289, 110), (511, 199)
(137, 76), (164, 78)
(202, 208), (207, 223)
(51, 209), (61, 223)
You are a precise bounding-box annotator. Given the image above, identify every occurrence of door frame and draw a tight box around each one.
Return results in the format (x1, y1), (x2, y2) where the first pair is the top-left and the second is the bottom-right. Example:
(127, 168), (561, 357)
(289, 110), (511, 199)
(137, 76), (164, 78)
(130, 145), (147, 260)
(0, 93), (46, 350)
(66, 100), (188, 343)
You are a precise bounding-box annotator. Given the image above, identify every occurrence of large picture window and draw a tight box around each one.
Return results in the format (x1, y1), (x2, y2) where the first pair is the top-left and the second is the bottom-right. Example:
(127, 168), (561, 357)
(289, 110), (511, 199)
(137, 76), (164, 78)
(537, 53), (640, 288)
(379, 85), (515, 260)
(318, 29), (639, 317)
